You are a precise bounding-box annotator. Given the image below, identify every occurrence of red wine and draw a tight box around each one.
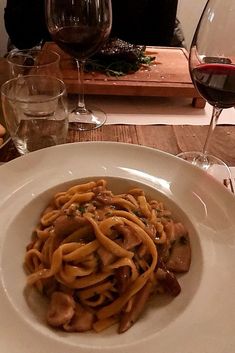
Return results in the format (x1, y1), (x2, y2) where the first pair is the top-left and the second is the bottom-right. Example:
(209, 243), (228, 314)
(51, 26), (109, 59)
(192, 63), (235, 108)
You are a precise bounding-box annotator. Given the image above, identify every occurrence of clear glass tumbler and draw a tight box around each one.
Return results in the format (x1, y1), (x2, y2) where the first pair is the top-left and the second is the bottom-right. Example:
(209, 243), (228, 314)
(1, 75), (68, 154)
(7, 49), (62, 78)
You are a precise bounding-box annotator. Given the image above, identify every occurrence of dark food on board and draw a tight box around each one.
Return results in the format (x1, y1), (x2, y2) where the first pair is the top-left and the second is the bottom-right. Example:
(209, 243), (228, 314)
(85, 38), (155, 76)
(95, 37), (146, 63)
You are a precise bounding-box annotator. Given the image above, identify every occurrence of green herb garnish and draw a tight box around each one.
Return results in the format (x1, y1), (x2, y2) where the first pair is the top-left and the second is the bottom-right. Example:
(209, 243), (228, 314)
(85, 54), (155, 77)
(77, 205), (85, 213)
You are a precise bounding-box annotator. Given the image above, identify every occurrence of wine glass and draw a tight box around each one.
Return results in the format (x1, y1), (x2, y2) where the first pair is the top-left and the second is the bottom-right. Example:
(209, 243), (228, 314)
(177, 0), (235, 175)
(45, 0), (112, 131)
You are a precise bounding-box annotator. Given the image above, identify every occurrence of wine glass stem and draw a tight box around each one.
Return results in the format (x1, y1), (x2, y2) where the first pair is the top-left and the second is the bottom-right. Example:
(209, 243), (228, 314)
(75, 58), (86, 113)
(202, 106), (222, 155)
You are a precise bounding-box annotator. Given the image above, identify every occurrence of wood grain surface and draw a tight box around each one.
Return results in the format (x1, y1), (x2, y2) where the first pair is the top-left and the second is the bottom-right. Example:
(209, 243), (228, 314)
(43, 42), (205, 107)
(1, 124), (235, 166)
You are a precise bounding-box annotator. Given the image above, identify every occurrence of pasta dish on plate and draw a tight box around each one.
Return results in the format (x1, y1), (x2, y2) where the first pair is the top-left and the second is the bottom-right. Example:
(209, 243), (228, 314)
(24, 179), (191, 333)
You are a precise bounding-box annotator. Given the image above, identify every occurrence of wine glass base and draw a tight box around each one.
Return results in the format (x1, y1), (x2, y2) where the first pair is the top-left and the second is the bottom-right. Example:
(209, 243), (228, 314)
(177, 151), (232, 180)
(68, 106), (107, 131)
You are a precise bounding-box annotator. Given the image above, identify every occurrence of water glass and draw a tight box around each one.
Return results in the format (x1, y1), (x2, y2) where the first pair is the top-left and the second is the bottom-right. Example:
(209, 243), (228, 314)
(7, 49), (62, 78)
(1, 75), (68, 154)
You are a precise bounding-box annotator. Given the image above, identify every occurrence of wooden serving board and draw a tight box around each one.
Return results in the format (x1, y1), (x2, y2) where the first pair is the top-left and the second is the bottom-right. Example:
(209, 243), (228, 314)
(43, 42), (205, 108)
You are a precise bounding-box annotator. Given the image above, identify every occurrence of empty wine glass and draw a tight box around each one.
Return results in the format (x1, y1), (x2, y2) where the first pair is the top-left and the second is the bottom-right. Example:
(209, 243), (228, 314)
(177, 0), (235, 175)
(45, 0), (112, 131)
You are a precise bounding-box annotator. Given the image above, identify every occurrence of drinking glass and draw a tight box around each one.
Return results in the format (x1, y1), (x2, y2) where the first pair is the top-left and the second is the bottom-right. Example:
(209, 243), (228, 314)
(177, 0), (235, 174)
(45, 0), (112, 131)
(7, 49), (62, 78)
(1, 75), (68, 155)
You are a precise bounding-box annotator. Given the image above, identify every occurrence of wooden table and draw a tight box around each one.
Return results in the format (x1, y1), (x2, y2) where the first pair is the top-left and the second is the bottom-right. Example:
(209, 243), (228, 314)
(1, 57), (235, 166)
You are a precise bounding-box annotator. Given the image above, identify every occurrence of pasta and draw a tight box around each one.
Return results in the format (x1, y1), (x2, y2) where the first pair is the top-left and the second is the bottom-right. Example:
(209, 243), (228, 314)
(24, 179), (191, 333)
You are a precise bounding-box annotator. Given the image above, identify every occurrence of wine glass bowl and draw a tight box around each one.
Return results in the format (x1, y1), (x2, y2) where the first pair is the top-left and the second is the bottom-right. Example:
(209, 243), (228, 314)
(45, 0), (112, 131)
(178, 0), (235, 176)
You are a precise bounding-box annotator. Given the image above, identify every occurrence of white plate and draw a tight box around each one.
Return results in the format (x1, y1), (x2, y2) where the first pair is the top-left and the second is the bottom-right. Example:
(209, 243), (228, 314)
(0, 141), (235, 353)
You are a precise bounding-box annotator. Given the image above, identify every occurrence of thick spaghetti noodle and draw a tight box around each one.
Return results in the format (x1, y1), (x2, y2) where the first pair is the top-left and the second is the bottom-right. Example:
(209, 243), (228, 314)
(24, 179), (191, 333)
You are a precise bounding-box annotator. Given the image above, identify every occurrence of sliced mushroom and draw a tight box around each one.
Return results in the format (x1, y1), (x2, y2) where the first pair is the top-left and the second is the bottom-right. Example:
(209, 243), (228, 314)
(115, 265), (131, 294)
(118, 280), (152, 333)
(155, 267), (181, 296)
(46, 291), (75, 327)
(54, 215), (86, 238)
(95, 190), (113, 205)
